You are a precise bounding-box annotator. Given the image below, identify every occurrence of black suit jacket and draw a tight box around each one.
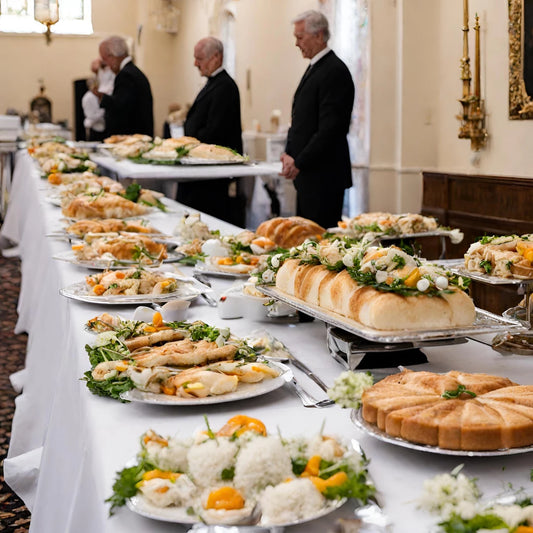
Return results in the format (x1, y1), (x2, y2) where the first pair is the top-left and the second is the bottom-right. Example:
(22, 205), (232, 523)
(286, 51), (354, 192)
(178, 69), (244, 225)
(184, 70), (242, 153)
(100, 61), (154, 137)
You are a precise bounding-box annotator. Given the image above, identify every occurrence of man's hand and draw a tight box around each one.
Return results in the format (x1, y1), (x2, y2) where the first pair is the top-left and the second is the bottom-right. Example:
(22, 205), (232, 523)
(279, 152), (300, 181)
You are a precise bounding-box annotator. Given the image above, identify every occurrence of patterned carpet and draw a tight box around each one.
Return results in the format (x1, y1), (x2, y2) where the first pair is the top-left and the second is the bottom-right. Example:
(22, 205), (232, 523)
(0, 254), (31, 532)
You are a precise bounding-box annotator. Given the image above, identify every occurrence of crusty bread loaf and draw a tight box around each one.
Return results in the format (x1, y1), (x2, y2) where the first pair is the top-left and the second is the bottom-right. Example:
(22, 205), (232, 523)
(275, 259), (476, 331)
(361, 369), (533, 450)
(62, 193), (148, 220)
(186, 143), (244, 161)
(256, 217), (326, 248)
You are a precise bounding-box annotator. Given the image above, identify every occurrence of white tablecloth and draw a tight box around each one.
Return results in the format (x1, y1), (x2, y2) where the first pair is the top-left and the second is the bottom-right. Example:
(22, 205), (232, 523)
(2, 151), (533, 533)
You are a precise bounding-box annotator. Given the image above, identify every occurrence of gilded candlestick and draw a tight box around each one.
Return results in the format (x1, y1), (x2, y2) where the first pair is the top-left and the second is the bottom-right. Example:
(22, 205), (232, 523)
(474, 14), (481, 99)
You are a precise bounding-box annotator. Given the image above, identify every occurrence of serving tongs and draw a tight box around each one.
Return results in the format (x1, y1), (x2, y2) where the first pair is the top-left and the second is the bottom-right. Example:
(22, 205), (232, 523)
(192, 272), (218, 307)
(250, 332), (330, 394)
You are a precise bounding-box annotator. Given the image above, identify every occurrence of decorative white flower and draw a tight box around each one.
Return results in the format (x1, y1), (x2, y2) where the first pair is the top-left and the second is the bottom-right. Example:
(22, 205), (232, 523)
(375, 270), (388, 284)
(327, 371), (374, 408)
(419, 465), (481, 517)
(94, 331), (120, 347)
(416, 278), (430, 292)
(449, 228), (464, 244)
(262, 269), (275, 283)
(343, 253), (355, 268)
(435, 276), (449, 290)
(271, 254), (283, 268)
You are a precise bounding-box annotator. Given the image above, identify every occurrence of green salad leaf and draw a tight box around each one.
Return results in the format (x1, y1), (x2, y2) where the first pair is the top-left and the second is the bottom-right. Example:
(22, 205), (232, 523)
(82, 370), (134, 401)
(106, 457), (157, 515)
(438, 512), (508, 533)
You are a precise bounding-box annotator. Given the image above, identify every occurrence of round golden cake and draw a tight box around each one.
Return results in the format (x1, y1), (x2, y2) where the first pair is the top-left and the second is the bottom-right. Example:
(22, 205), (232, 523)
(361, 369), (533, 450)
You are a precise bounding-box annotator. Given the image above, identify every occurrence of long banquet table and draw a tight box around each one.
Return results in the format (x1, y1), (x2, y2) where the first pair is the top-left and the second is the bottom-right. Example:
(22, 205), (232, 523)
(2, 151), (533, 533)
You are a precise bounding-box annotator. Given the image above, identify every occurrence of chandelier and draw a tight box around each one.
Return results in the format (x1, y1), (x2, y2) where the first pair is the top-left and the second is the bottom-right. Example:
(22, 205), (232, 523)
(34, 0), (60, 45)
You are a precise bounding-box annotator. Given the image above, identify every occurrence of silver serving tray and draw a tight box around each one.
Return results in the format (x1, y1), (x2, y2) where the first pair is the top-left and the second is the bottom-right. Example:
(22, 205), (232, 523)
(59, 279), (204, 305)
(178, 157), (248, 165)
(446, 261), (533, 285)
(350, 409), (533, 457)
(328, 228), (461, 241)
(259, 286), (525, 343)
(53, 249), (185, 270)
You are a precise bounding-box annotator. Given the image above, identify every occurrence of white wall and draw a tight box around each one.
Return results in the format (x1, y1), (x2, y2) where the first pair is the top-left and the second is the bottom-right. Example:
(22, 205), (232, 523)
(0, 0), (138, 129)
(436, 0), (533, 177)
(1, 0), (532, 214)
(368, 0), (533, 215)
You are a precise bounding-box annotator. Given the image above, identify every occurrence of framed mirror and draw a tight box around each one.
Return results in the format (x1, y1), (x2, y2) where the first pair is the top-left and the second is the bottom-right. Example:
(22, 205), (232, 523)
(509, 0), (533, 118)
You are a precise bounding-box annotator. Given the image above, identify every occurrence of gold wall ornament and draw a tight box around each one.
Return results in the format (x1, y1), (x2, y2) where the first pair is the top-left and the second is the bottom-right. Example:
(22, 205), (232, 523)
(509, 0), (533, 119)
(457, 4), (488, 151)
(34, 0), (59, 45)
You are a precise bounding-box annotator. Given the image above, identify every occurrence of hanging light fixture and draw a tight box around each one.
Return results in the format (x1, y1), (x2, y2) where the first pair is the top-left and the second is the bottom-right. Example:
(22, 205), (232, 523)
(34, 0), (60, 45)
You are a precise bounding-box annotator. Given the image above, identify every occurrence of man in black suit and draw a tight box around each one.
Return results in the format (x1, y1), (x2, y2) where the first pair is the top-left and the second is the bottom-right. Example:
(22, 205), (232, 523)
(96, 36), (154, 137)
(280, 11), (355, 229)
(177, 36), (244, 225)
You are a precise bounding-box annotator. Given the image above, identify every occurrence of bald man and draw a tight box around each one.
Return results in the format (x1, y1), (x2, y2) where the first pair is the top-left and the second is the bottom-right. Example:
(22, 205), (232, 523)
(177, 36), (244, 225)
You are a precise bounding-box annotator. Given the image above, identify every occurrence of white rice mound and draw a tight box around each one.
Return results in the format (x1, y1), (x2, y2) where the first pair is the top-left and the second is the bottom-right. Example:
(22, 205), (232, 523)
(187, 438), (238, 488)
(145, 438), (190, 472)
(233, 436), (293, 496)
(260, 478), (325, 524)
(139, 474), (196, 507)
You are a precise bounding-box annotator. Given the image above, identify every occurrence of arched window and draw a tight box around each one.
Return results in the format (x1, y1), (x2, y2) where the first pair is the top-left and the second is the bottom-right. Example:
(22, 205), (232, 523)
(0, 0), (92, 35)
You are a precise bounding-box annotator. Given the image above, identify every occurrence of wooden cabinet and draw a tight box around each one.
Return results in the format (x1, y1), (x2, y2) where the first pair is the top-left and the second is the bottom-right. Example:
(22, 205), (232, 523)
(421, 171), (533, 314)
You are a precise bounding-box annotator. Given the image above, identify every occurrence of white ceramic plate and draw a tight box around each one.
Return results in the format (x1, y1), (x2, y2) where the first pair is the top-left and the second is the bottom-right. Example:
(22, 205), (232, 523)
(194, 258), (256, 278)
(53, 249), (185, 270)
(59, 278), (204, 305)
(350, 409), (533, 457)
(120, 361), (291, 405)
(127, 491), (346, 527)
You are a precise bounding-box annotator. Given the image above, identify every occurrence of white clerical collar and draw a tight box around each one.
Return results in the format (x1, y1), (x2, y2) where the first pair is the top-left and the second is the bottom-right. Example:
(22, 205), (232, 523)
(309, 46), (330, 66)
(119, 56), (132, 70)
(209, 66), (224, 78)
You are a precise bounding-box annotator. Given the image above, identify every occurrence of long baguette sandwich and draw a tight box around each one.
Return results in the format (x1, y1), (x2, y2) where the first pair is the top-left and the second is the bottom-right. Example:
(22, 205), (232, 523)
(270, 242), (475, 331)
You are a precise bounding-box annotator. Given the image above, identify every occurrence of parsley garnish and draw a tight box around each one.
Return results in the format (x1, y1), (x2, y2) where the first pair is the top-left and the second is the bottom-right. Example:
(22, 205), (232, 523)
(177, 253), (206, 266)
(105, 457), (157, 515)
(291, 457), (308, 476)
(442, 385), (477, 399)
(221, 466), (235, 480)
(119, 183), (142, 203)
(479, 259), (493, 274)
(131, 268), (143, 279)
(203, 415), (217, 440)
(82, 371), (134, 401)
(392, 254), (406, 268)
